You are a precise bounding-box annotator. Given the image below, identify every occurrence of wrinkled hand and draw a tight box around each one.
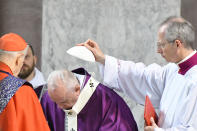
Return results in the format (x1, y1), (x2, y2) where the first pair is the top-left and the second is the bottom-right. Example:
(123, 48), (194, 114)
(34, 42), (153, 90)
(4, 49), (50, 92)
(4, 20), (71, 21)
(77, 39), (105, 64)
(144, 117), (158, 131)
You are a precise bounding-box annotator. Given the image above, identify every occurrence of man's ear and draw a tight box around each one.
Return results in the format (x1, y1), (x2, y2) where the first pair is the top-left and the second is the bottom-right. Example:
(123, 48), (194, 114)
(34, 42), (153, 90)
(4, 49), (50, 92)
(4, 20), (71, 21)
(175, 39), (182, 48)
(13, 53), (24, 76)
(15, 53), (24, 66)
(75, 84), (80, 96)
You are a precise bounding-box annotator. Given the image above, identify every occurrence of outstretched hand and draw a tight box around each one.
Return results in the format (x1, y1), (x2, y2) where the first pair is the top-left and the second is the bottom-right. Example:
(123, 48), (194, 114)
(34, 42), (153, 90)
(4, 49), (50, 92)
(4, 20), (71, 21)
(144, 117), (158, 131)
(77, 39), (105, 64)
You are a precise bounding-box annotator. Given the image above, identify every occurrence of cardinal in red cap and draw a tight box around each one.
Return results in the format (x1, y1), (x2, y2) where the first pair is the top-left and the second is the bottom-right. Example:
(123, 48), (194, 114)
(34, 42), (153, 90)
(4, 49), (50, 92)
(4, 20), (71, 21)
(0, 33), (50, 131)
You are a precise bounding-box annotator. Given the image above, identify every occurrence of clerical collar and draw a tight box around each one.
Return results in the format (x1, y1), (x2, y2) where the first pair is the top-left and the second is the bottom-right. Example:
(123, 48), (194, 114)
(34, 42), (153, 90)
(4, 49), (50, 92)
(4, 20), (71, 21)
(177, 50), (197, 75)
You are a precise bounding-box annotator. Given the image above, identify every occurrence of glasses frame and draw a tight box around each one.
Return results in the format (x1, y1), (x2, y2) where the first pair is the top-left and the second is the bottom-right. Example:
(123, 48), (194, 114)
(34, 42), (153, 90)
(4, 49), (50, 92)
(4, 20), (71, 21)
(157, 40), (176, 49)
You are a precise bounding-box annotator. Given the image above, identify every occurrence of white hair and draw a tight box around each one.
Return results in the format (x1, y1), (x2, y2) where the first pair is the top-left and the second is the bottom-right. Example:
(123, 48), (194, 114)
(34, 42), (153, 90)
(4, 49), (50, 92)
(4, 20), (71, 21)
(160, 16), (195, 49)
(47, 70), (79, 91)
(0, 45), (29, 60)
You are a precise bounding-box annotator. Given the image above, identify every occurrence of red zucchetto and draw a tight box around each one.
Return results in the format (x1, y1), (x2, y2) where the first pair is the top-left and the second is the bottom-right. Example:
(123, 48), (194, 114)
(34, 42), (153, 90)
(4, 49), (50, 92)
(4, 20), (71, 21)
(0, 33), (27, 51)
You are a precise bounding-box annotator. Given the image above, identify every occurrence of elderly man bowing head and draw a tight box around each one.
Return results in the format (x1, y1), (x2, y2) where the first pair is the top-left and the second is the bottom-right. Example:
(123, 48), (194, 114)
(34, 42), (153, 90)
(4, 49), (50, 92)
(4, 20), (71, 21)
(41, 68), (138, 131)
(47, 70), (80, 110)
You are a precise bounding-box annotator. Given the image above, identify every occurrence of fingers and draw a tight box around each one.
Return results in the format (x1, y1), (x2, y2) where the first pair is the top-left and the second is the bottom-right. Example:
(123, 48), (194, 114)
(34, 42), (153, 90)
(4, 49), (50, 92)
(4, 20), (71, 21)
(150, 117), (157, 128)
(86, 39), (99, 48)
(150, 117), (155, 125)
(75, 39), (98, 54)
(144, 118), (157, 131)
(76, 43), (84, 46)
(76, 39), (98, 49)
(75, 39), (105, 64)
(83, 39), (99, 53)
(144, 126), (148, 131)
(84, 43), (95, 52)
(144, 126), (154, 131)
(76, 41), (96, 54)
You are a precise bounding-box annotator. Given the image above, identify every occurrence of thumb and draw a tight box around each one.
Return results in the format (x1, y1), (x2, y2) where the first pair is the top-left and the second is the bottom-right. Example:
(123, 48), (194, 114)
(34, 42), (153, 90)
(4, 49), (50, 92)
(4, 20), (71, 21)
(85, 39), (94, 47)
(150, 117), (157, 127)
(84, 43), (95, 52)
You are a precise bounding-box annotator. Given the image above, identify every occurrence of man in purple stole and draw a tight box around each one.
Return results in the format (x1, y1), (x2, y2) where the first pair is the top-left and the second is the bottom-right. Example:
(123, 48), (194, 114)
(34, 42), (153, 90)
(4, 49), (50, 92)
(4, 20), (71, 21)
(41, 68), (138, 131)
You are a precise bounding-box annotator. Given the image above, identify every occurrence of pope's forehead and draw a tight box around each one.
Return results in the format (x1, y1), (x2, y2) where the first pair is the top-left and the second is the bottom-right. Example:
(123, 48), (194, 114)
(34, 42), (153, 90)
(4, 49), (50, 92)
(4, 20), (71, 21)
(49, 87), (66, 100)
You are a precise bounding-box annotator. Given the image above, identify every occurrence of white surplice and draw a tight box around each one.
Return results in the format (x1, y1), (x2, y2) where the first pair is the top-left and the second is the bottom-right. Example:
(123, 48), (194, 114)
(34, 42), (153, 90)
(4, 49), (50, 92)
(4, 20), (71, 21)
(99, 55), (197, 131)
(63, 76), (99, 131)
(29, 68), (46, 88)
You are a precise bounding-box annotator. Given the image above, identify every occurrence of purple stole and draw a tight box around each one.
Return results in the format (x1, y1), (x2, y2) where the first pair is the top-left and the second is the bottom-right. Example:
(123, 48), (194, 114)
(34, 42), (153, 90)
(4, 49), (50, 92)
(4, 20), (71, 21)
(41, 68), (138, 131)
(0, 70), (31, 113)
(178, 52), (197, 75)
(34, 84), (47, 100)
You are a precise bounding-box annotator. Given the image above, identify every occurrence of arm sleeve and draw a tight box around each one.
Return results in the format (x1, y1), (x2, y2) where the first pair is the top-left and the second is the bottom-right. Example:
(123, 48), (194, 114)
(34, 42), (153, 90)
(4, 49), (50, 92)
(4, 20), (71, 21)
(154, 86), (197, 131)
(99, 55), (167, 107)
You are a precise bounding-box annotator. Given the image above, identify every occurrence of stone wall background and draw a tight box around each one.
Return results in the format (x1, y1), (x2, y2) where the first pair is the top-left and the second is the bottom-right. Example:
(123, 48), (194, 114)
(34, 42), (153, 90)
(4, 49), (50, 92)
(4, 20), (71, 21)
(42, 0), (180, 130)
(0, 0), (182, 130)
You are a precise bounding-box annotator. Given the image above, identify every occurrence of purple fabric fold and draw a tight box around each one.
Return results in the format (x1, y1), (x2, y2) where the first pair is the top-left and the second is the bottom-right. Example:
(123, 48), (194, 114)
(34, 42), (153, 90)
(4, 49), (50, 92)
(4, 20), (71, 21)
(41, 68), (138, 131)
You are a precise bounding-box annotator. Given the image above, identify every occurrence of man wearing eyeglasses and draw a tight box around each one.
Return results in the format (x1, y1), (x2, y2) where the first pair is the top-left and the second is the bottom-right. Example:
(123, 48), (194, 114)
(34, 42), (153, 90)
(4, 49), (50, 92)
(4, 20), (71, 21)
(80, 16), (197, 131)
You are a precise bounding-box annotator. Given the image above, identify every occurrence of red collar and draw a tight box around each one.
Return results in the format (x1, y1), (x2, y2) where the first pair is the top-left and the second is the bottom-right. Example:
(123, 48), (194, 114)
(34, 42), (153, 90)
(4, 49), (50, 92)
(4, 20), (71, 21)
(0, 61), (13, 75)
(178, 52), (197, 75)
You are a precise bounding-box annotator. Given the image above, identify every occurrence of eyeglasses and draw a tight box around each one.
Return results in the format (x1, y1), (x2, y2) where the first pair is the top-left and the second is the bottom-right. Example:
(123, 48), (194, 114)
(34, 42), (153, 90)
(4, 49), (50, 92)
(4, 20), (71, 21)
(157, 39), (177, 49)
(157, 41), (166, 49)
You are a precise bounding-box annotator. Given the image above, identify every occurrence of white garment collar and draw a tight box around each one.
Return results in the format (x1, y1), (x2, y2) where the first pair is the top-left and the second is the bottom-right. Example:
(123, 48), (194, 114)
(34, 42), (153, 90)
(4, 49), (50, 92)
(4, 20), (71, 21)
(63, 76), (99, 114)
(29, 67), (46, 88)
(177, 50), (196, 65)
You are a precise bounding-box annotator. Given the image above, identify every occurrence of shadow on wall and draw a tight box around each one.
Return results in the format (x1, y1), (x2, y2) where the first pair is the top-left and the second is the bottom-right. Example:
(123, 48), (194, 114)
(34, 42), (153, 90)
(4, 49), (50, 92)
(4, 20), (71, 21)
(0, 0), (42, 69)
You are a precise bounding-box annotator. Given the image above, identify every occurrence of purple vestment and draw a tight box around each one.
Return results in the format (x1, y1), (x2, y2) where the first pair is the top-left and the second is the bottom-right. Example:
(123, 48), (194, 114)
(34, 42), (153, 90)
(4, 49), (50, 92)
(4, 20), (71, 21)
(41, 68), (138, 131)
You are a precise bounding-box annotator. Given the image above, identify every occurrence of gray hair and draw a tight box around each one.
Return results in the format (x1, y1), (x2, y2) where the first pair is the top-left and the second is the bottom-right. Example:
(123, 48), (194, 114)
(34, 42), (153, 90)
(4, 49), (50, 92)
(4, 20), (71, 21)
(161, 16), (195, 49)
(47, 70), (79, 91)
(0, 45), (29, 60)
